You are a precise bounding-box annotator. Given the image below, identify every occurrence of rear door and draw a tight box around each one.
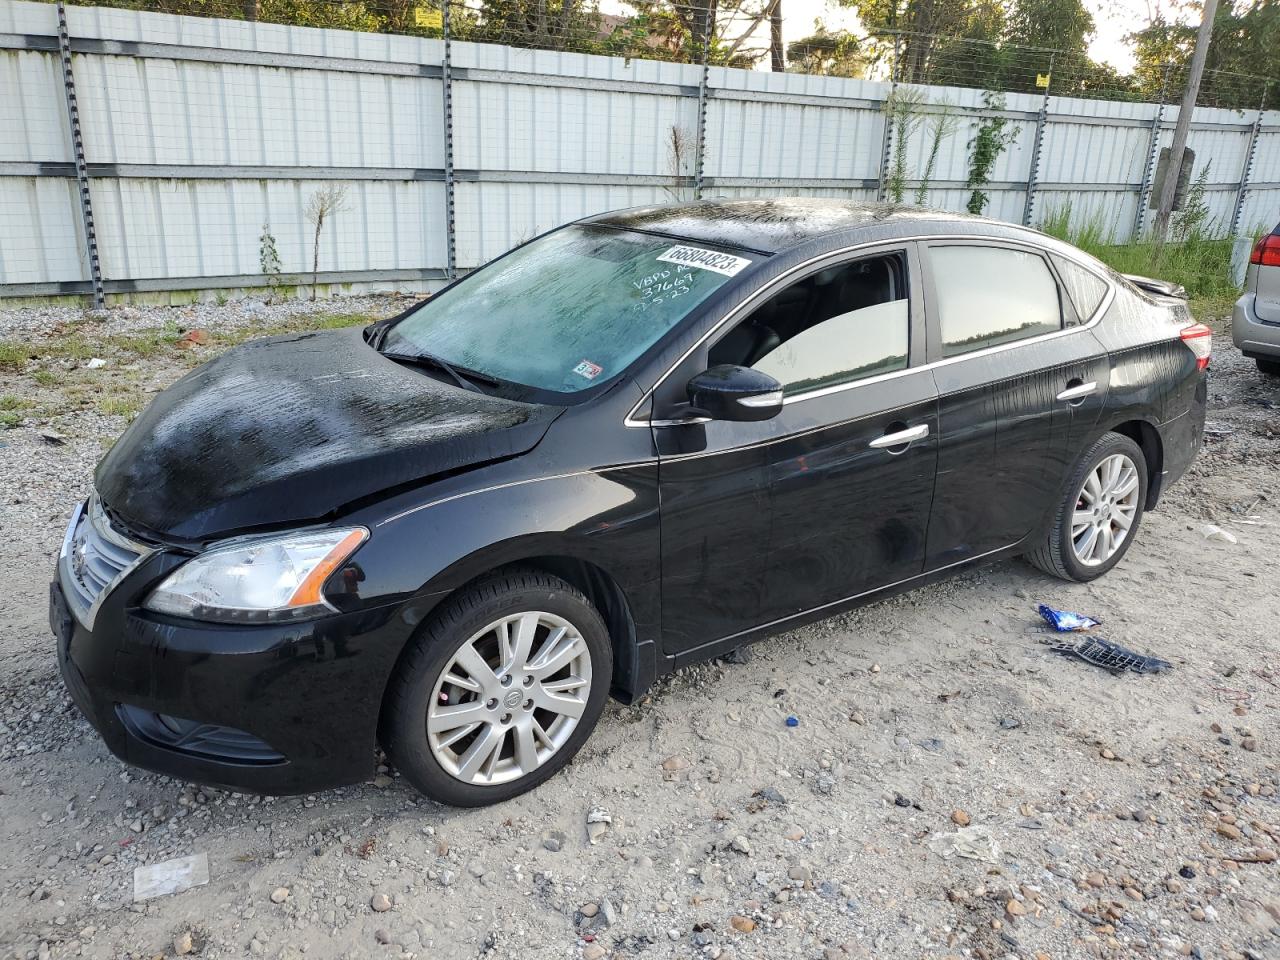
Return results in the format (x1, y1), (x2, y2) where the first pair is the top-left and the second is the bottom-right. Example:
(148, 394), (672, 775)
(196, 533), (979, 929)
(922, 241), (1110, 568)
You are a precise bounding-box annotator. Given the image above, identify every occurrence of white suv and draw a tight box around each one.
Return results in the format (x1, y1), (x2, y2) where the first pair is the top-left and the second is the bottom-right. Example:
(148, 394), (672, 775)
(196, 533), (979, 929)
(1234, 223), (1280, 376)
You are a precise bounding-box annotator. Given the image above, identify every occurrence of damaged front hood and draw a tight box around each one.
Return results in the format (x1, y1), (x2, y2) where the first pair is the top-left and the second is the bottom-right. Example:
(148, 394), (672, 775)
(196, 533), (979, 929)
(95, 326), (559, 541)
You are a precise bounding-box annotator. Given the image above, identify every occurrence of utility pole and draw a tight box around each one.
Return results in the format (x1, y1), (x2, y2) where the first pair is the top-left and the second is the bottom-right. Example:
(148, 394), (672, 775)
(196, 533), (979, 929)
(770, 0), (784, 72)
(1151, 0), (1219, 242)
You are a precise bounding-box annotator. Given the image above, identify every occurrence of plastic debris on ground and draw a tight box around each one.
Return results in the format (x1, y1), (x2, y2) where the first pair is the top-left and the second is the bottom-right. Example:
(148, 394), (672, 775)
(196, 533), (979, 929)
(1201, 524), (1238, 544)
(133, 853), (209, 901)
(785, 715), (799, 727)
(1037, 604), (1101, 632)
(1049, 635), (1172, 675)
(927, 825), (1001, 863)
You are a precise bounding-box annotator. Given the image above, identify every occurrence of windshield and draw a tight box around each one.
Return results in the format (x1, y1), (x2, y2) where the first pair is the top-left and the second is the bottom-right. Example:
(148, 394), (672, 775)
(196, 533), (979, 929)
(381, 225), (755, 398)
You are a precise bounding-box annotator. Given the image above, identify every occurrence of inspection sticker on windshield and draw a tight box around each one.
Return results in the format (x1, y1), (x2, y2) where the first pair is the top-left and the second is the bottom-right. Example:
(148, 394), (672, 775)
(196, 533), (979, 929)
(656, 245), (752, 277)
(573, 359), (604, 380)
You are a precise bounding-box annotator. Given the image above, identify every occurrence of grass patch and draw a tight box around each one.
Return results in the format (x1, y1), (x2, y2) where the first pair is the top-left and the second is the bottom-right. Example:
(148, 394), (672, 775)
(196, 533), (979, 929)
(1039, 202), (1244, 304)
(0, 410), (21, 429)
(0, 394), (34, 411)
(0, 342), (30, 370)
(208, 311), (379, 350)
(32, 369), (60, 387)
(105, 325), (182, 358)
(99, 395), (142, 418)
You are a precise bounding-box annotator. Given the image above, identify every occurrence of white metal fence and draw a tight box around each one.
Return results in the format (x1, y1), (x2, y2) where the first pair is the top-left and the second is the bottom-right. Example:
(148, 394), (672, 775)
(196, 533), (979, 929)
(2, 0), (1278, 302)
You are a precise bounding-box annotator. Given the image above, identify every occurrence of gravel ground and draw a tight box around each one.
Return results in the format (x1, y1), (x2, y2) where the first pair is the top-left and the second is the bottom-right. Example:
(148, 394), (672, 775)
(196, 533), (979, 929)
(0, 295), (418, 342)
(0, 304), (1277, 960)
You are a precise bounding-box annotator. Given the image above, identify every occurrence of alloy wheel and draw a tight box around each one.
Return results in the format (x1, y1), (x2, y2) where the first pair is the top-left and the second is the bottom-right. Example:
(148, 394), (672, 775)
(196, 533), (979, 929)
(426, 611), (592, 786)
(1070, 453), (1140, 567)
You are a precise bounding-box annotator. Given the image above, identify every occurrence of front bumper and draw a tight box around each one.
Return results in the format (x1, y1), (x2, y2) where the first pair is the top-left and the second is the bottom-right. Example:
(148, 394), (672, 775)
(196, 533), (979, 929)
(51, 527), (409, 795)
(1233, 293), (1280, 359)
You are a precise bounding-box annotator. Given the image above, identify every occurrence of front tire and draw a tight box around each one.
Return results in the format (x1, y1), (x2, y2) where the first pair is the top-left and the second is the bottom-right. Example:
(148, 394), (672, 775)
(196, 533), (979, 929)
(1257, 357), (1280, 377)
(1025, 432), (1148, 582)
(381, 568), (612, 806)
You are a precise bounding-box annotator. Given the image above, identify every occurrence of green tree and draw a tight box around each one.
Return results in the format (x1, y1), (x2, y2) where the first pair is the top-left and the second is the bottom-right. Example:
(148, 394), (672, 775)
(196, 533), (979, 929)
(785, 24), (868, 76)
(1130, 0), (1280, 107)
(1005, 0), (1092, 53)
(828, 0), (1098, 90)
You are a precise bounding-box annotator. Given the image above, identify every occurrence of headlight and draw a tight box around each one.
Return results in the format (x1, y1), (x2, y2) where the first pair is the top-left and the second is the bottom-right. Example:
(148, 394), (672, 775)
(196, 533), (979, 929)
(144, 527), (368, 623)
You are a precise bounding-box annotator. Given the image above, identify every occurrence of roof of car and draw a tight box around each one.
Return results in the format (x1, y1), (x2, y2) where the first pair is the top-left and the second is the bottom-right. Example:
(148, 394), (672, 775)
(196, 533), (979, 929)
(581, 198), (1007, 255)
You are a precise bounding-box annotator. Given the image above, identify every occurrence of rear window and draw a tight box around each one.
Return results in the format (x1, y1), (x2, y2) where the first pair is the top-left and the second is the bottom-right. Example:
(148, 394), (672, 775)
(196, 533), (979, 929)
(1052, 255), (1110, 324)
(930, 246), (1062, 357)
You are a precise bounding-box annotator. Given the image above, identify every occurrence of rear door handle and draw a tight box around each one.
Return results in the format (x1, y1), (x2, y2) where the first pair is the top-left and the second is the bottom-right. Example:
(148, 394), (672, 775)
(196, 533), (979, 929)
(1056, 381), (1097, 403)
(869, 423), (930, 450)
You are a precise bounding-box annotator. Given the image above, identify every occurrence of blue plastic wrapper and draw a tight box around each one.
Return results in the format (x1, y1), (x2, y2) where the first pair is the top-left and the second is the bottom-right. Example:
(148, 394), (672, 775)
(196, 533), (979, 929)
(785, 715), (799, 727)
(1038, 604), (1101, 632)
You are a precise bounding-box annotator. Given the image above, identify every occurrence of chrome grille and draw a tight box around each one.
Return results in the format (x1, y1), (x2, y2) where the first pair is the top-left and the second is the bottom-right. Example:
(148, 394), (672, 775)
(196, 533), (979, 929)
(59, 495), (150, 627)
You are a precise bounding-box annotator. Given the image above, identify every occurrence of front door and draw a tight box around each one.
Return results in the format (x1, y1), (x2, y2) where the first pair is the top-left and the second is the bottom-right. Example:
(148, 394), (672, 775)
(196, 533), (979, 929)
(761, 370), (938, 624)
(654, 245), (936, 654)
(652, 419), (773, 653)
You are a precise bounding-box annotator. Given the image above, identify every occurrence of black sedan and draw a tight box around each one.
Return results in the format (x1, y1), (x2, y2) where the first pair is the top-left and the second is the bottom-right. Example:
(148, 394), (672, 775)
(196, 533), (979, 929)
(51, 199), (1209, 806)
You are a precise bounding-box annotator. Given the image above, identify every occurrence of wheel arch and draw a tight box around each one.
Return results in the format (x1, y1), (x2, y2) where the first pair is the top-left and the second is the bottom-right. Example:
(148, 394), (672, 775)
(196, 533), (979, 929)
(1106, 418), (1164, 509)
(376, 541), (651, 734)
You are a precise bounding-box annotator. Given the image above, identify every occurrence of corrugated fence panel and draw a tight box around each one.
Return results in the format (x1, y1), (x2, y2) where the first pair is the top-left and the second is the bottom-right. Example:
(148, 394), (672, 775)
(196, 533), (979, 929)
(0, 51), (69, 163)
(450, 43), (700, 262)
(0, 2), (86, 287)
(0, 177), (86, 285)
(707, 69), (887, 183)
(454, 182), (671, 268)
(2, 0), (1279, 295)
(92, 178), (446, 282)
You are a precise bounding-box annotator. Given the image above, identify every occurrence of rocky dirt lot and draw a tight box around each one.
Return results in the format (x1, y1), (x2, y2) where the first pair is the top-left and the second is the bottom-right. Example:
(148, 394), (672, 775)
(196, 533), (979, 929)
(0, 299), (1277, 960)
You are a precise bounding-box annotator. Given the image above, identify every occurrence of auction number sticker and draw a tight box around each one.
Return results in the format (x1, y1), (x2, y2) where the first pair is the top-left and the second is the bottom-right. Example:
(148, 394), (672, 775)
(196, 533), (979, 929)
(573, 359), (604, 380)
(656, 245), (752, 277)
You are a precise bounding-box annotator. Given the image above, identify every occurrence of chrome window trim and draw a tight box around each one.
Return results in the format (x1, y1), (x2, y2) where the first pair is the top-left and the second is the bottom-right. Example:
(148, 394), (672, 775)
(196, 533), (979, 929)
(624, 231), (1115, 427)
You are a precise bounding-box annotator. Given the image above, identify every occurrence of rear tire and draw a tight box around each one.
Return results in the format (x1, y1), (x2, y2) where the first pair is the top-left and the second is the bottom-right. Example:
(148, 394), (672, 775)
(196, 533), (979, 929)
(1257, 357), (1280, 377)
(1025, 432), (1148, 583)
(381, 568), (612, 807)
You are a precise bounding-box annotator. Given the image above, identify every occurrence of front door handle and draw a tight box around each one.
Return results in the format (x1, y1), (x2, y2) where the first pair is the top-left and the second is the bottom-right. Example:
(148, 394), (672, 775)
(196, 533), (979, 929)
(869, 423), (930, 450)
(1056, 381), (1097, 403)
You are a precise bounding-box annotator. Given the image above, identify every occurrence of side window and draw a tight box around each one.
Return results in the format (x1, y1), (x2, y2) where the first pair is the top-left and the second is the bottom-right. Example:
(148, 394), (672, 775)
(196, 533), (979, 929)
(931, 245), (1062, 357)
(707, 252), (909, 394)
(1052, 254), (1110, 324)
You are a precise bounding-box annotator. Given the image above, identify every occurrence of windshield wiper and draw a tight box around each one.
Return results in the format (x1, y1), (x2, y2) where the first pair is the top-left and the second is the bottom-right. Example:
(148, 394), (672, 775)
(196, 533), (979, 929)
(366, 321), (393, 351)
(379, 350), (496, 393)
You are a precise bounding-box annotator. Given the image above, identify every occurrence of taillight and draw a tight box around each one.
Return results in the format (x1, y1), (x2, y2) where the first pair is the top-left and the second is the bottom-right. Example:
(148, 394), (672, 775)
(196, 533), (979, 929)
(1250, 234), (1280, 267)
(1180, 323), (1212, 371)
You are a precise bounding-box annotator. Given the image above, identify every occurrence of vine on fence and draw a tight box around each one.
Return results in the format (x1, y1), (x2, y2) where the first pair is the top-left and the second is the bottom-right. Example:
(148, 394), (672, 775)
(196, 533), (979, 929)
(965, 92), (1019, 215)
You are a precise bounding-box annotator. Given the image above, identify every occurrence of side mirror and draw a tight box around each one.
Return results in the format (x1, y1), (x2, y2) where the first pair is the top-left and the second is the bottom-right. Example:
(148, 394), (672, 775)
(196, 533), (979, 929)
(686, 364), (784, 422)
